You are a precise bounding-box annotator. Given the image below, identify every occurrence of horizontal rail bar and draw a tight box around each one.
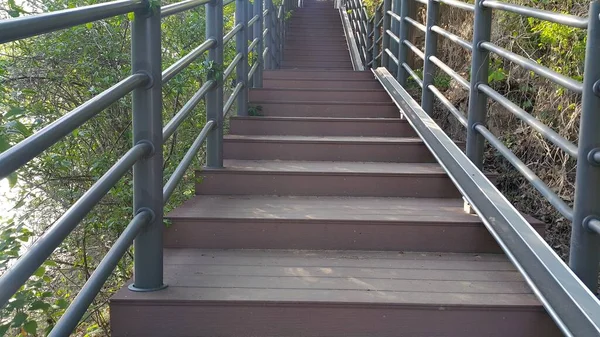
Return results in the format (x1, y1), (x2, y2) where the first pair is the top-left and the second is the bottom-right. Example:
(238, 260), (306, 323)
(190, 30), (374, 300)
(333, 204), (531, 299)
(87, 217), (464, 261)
(161, 0), (211, 17)
(224, 0), (235, 5)
(263, 28), (268, 39)
(162, 38), (216, 83)
(386, 29), (400, 44)
(248, 60), (259, 80)
(480, 42), (583, 93)
(163, 80), (215, 141)
(0, 73), (147, 179)
(223, 23), (243, 44)
(478, 84), (578, 158)
(373, 67), (600, 337)
(385, 48), (399, 65)
(248, 14), (259, 27)
(430, 56), (470, 89)
(0, 142), (151, 308)
(434, 0), (474, 11)
(263, 8), (268, 16)
(0, 0), (144, 44)
(588, 218), (600, 236)
(223, 82), (244, 117)
(481, 0), (588, 29)
(248, 37), (259, 53)
(431, 25), (472, 50)
(475, 124), (574, 220)
(403, 62), (423, 88)
(375, 51), (383, 60)
(375, 35), (383, 44)
(163, 121), (214, 202)
(412, 0), (428, 4)
(428, 85), (468, 127)
(403, 40), (425, 60)
(387, 10), (402, 23)
(368, 44), (374, 52)
(223, 53), (243, 80)
(49, 210), (153, 336)
(263, 46), (269, 60)
(404, 16), (426, 33)
(376, 17), (384, 27)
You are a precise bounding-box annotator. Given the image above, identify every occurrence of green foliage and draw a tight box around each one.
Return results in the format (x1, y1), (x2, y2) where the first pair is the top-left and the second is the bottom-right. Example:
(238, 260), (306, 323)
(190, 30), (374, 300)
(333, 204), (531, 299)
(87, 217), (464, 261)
(248, 105), (263, 116)
(488, 58), (506, 83)
(0, 0), (238, 334)
(433, 74), (451, 90)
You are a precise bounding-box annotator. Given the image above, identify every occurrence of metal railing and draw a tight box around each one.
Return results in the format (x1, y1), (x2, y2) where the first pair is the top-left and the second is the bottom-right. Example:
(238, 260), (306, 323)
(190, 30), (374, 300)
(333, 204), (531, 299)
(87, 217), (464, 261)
(342, 0), (600, 335)
(0, 0), (293, 334)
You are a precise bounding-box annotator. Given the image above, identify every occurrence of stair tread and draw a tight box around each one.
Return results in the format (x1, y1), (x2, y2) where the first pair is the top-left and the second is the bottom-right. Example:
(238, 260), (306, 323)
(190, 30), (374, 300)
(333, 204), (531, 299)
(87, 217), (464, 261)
(224, 135), (421, 143)
(205, 159), (445, 175)
(166, 195), (480, 223)
(230, 116), (402, 122)
(112, 249), (539, 307)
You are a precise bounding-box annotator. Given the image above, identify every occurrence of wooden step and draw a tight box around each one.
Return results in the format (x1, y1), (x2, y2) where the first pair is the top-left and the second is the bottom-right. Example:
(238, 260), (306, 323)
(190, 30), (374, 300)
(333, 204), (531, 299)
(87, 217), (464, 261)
(111, 249), (561, 337)
(263, 78), (380, 89)
(253, 101), (399, 117)
(223, 135), (434, 162)
(263, 70), (373, 80)
(249, 88), (391, 102)
(282, 61), (353, 69)
(229, 116), (415, 137)
(283, 50), (351, 58)
(196, 160), (460, 197)
(164, 195), (544, 252)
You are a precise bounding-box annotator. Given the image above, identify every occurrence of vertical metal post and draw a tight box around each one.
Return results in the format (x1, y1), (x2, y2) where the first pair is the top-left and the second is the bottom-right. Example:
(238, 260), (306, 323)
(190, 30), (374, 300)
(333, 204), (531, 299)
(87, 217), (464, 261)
(465, 0), (491, 170)
(372, 6), (381, 67)
(277, 5), (283, 67)
(569, 0), (600, 292)
(236, 0), (248, 116)
(130, 0), (165, 292)
(391, 0), (400, 75)
(396, 0), (409, 85)
(381, 0), (391, 68)
(254, 0), (264, 87)
(265, 0), (275, 68)
(205, 0), (224, 167)
(366, 16), (373, 66)
(420, 0), (438, 114)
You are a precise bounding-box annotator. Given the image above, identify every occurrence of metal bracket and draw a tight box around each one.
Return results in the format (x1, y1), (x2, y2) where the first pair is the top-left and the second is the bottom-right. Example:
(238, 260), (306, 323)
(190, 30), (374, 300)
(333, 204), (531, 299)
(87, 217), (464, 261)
(589, 148), (600, 166)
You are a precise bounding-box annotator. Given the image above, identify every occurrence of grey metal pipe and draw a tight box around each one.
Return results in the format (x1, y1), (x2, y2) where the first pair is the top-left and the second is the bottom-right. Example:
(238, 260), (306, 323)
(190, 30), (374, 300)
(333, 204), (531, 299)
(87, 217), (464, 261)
(0, 73), (147, 180)
(381, 0), (392, 67)
(465, 0), (491, 170)
(248, 14), (260, 27)
(224, 53), (243, 80)
(248, 61), (259, 80)
(403, 40), (424, 59)
(205, 0), (224, 168)
(0, 143), (151, 308)
(162, 39), (216, 83)
(130, 4), (164, 292)
(430, 55), (470, 89)
(236, 0), (249, 116)
(421, 0), (440, 115)
(412, 0), (428, 5)
(427, 85), (468, 127)
(223, 0), (235, 5)
(223, 82), (244, 117)
(481, 42), (583, 93)
(481, 0), (588, 29)
(434, 0), (474, 11)
(224, 23), (243, 44)
(478, 84), (578, 158)
(248, 38), (259, 53)
(431, 25), (472, 50)
(163, 121), (215, 202)
(253, 0), (264, 87)
(161, 0), (211, 17)
(475, 124), (574, 220)
(386, 29), (400, 44)
(404, 16), (426, 32)
(569, 1), (600, 291)
(587, 218), (600, 236)
(387, 10), (402, 23)
(163, 80), (215, 141)
(396, 0), (410, 84)
(48, 210), (153, 336)
(403, 62), (423, 88)
(385, 48), (400, 65)
(0, 0), (144, 44)
(372, 7), (382, 67)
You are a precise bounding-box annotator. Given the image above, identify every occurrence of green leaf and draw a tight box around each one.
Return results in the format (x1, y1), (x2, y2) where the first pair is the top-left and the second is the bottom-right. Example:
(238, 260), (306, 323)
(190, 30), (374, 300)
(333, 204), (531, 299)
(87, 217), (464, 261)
(55, 298), (69, 309)
(0, 324), (9, 336)
(23, 321), (37, 334)
(33, 266), (46, 277)
(4, 107), (25, 119)
(86, 22), (93, 29)
(0, 135), (9, 153)
(127, 12), (135, 21)
(29, 300), (51, 311)
(11, 312), (27, 327)
(7, 172), (17, 188)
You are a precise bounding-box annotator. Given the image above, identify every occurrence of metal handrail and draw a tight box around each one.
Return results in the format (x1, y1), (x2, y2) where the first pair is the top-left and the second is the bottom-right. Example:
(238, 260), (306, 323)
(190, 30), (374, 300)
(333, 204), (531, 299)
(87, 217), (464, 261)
(356, 0), (600, 333)
(0, 0), (288, 333)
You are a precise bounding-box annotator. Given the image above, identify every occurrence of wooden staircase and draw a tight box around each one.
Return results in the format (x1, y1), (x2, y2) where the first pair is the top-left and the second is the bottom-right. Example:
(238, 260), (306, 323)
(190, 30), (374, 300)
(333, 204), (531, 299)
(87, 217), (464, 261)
(110, 0), (561, 336)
